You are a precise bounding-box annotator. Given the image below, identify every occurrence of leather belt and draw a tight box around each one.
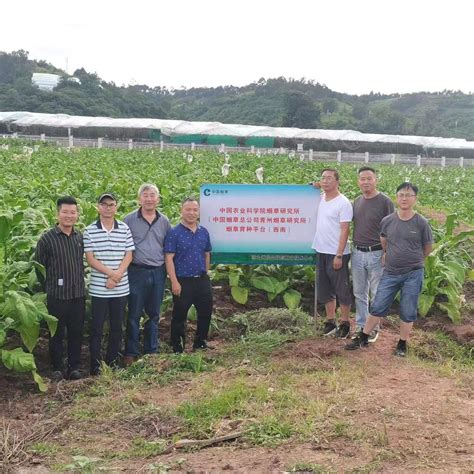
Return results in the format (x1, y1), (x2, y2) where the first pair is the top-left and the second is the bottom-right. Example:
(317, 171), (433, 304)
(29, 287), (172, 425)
(130, 262), (162, 270)
(354, 244), (383, 252)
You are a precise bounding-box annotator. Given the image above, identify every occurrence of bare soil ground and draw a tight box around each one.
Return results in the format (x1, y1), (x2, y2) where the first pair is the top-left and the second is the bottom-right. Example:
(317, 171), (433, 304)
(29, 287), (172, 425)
(1, 316), (473, 473)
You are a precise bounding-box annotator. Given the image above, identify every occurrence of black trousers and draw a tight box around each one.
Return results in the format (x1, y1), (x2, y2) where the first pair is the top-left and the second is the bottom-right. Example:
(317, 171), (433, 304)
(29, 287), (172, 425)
(90, 296), (127, 373)
(170, 275), (213, 349)
(47, 296), (85, 373)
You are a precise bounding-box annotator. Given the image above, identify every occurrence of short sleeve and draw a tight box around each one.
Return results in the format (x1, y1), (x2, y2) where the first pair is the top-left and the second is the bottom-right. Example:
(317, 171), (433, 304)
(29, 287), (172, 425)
(83, 228), (93, 252)
(386, 198), (395, 214)
(205, 230), (212, 252)
(340, 199), (353, 223)
(380, 215), (389, 237)
(164, 229), (177, 254)
(421, 220), (433, 246)
(125, 225), (135, 251)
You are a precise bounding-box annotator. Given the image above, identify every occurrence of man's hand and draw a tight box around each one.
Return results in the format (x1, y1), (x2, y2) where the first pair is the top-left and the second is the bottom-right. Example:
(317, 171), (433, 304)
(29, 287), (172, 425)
(333, 255), (343, 270)
(381, 253), (386, 267)
(310, 181), (321, 189)
(171, 280), (182, 297)
(106, 277), (117, 289)
(109, 270), (123, 283)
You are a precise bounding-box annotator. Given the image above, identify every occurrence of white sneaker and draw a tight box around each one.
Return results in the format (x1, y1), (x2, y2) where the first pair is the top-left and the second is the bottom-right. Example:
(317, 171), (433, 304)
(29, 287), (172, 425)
(368, 329), (379, 343)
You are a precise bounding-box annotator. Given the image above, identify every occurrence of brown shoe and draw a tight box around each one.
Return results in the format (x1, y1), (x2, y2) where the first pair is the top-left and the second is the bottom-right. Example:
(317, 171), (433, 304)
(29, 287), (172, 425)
(123, 355), (136, 367)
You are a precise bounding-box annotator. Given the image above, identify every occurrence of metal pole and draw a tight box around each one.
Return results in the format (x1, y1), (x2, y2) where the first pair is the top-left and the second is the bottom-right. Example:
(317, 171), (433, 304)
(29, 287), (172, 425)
(314, 262), (318, 322)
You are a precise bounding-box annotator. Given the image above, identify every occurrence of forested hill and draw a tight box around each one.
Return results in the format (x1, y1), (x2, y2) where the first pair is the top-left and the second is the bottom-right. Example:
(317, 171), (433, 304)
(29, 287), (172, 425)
(1, 50), (474, 139)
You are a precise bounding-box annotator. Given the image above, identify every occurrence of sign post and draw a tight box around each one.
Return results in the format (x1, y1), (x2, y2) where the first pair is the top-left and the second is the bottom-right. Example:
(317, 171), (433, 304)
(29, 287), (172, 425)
(200, 184), (321, 317)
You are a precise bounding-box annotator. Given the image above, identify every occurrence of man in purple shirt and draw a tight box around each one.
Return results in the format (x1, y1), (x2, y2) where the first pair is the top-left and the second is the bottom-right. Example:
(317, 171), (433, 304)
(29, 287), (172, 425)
(164, 197), (213, 354)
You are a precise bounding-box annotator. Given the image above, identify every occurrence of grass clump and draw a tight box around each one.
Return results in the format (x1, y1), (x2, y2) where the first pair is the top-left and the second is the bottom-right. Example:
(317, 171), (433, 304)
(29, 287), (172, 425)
(221, 308), (315, 365)
(245, 416), (293, 446)
(118, 437), (168, 458)
(287, 462), (333, 473)
(176, 379), (258, 438)
(409, 330), (474, 370)
(232, 307), (314, 337)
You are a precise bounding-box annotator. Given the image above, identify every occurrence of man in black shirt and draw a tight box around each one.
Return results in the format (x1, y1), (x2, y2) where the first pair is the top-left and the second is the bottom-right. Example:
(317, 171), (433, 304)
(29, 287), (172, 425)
(35, 196), (86, 380)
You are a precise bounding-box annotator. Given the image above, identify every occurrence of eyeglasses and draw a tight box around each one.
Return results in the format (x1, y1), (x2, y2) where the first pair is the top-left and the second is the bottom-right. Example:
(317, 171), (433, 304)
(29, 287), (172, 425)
(396, 193), (416, 199)
(100, 202), (117, 209)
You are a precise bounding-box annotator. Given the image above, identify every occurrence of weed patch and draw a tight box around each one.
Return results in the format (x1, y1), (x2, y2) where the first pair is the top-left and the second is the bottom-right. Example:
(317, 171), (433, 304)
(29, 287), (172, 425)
(409, 329), (474, 371)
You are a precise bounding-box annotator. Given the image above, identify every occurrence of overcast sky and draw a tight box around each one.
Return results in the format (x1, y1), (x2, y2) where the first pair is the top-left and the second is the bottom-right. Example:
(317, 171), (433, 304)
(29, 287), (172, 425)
(2, 0), (472, 95)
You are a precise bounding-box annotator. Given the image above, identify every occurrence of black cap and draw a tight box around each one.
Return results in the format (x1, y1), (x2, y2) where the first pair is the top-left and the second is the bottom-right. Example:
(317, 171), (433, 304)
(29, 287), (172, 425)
(98, 192), (117, 203)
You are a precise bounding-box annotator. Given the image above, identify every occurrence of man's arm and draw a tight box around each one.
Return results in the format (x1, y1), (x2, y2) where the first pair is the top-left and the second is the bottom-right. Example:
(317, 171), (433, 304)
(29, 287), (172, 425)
(333, 222), (350, 270)
(380, 235), (387, 266)
(165, 253), (181, 296)
(205, 252), (211, 272)
(85, 252), (123, 283)
(423, 243), (433, 258)
(34, 237), (48, 288)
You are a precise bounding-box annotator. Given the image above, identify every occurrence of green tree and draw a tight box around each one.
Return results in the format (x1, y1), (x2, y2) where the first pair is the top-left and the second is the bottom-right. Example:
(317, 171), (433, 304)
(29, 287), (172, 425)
(282, 91), (321, 129)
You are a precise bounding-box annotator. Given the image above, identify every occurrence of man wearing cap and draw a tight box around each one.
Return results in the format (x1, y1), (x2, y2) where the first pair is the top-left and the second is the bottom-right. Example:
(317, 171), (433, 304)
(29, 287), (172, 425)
(123, 184), (171, 364)
(164, 197), (213, 353)
(84, 193), (135, 375)
(35, 196), (86, 381)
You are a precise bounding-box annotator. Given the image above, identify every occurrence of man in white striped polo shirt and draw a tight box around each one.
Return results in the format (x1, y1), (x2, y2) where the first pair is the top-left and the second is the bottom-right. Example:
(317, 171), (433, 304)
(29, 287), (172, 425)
(84, 193), (135, 376)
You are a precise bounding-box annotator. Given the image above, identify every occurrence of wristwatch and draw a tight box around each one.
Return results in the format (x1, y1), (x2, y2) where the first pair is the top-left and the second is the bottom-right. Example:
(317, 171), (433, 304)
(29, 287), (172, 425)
(336, 254), (343, 259)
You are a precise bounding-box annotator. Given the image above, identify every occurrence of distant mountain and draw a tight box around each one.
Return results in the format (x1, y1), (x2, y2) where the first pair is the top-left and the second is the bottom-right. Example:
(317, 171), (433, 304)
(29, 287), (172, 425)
(1, 50), (473, 139)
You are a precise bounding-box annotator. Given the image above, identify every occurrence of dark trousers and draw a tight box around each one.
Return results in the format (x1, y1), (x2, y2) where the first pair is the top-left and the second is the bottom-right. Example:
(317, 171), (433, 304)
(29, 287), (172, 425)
(47, 296), (85, 373)
(90, 296), (127, 373)
(170, 275), (213, 349)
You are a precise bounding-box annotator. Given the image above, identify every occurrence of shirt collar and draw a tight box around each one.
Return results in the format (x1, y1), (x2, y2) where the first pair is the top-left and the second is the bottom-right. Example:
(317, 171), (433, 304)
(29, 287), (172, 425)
(138, 208), (160, 218)
(137, 208), (160, 224)
(54, 224), (77, 235)
(95, 219), (119, 230)
(179, 222), (201, 232)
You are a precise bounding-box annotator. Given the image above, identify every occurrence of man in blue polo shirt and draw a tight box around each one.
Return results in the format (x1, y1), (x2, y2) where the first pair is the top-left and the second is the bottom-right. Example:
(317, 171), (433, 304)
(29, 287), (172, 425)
(164, 197), (213, 354)
(84, 193), (134, 375)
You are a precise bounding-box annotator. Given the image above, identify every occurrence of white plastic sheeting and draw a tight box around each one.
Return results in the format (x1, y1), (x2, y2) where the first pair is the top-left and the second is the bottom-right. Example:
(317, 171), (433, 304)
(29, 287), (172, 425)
(1, 111), (474, 150)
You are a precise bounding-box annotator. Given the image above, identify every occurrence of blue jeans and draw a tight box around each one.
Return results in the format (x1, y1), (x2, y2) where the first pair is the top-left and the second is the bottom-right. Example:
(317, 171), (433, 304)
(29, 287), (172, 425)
(370, 268), (424, 323)
(125, 265), (166, 357)
(351, 249), (384, 329)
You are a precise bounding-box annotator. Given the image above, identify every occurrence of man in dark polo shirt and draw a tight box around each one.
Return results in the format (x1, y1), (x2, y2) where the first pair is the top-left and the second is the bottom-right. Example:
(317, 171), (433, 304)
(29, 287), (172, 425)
(164, 197), (213, 354)
(35, 196), (86, 381)
(351, 167), (394, 342)
(123, 184), (171, 364)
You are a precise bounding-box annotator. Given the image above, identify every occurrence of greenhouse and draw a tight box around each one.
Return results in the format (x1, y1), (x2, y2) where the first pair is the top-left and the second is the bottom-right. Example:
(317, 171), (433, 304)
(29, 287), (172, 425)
(1, 111), (474, 156)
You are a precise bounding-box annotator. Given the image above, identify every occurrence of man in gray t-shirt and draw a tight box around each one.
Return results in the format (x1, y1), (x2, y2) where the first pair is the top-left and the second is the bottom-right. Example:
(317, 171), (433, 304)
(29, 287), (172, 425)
(352, 167), (394, 341)
(346, 182), (433, 357)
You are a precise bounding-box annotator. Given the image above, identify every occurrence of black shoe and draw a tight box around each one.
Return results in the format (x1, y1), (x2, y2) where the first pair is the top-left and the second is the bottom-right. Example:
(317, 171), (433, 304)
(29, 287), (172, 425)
(336, 321), (350, 339)
(394, 340), (407, 357)
(51, 370), (64, 382)
(193, 340), (212, 351)
(173, 345), (184, 354)
(68, 369), (82, 380)
(322, 320), (338, 336)
(345, 334), (369, 351)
